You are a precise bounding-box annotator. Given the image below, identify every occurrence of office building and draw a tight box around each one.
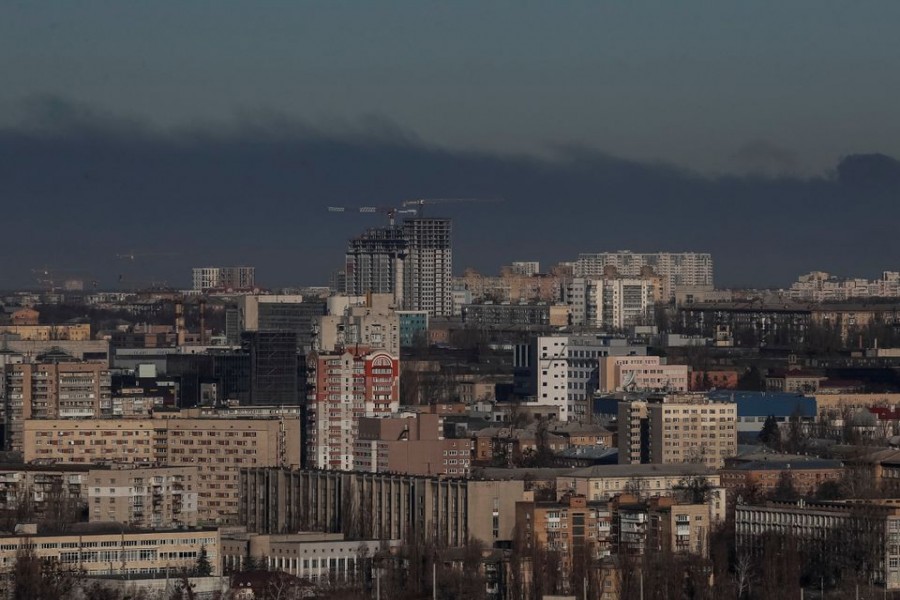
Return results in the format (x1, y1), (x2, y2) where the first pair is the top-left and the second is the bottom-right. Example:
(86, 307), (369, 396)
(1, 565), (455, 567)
(575, 252), (713, 300)
(397, 310), (429, 347)
(192, 266), (255, 291)
(240, 468), (524, 546)
(243, 331), (301, 405)
(232, 294), (326, 352)
(306, 348), (400, 470)
(222, 532), (400, 582)
(617, 395), (737, 468)
(736, 499), (900, 589)
(514, 335), (647, 421)
(598, 355), (689, 393)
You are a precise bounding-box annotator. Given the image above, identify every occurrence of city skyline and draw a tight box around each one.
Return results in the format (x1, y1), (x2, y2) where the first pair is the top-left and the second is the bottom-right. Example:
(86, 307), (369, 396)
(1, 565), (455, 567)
(2, 100), (900, 290)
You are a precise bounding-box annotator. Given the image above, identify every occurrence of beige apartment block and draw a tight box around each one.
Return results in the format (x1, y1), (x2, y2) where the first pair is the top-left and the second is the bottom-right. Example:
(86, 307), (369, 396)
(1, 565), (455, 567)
(24, 413), (302, 523)
(617, 395), (737, 468)
(87, 466), (200, 528)
(5, 361), (111, 452)
(0, 324), (91, 341)
(0, 527), (220, 577)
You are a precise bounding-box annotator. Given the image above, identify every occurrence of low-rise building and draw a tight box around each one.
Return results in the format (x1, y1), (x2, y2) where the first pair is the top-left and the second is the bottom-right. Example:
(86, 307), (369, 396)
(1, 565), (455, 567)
(0, 525), (220, 577)
(720, 456), (844, 497)
(555, 463), (722, 504)
(222, 532), (400, 584)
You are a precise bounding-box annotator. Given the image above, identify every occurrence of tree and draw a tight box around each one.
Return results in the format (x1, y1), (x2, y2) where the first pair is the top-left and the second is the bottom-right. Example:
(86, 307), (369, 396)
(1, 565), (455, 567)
(771, 472), (800, 502)
(11, 547), (82, 600)
(195, 544), (213, 576)
(758, 415), (782, 448)
(738, 366), (765, 391)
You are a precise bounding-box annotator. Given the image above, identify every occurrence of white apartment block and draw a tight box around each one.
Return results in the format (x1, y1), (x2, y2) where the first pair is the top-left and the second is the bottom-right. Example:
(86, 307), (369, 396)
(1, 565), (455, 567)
(788, 270), (900, 301)
(514, 335), (647, 422)
(574, 251), (713, 300)
(566, 277), (658, 329)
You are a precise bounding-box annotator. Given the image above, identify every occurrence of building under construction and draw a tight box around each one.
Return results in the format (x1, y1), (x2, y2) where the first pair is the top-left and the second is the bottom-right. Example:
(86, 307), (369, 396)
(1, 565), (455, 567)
(343, 217), (453, 317)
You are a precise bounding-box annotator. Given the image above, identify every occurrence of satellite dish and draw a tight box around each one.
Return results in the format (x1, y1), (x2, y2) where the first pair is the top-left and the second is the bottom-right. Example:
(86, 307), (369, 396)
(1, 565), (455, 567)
(622, 370), (636, 391)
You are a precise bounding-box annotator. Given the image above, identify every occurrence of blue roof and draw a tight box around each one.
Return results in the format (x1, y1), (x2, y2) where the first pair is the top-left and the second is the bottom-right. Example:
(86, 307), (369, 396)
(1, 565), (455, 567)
(708, 390), (817, 418)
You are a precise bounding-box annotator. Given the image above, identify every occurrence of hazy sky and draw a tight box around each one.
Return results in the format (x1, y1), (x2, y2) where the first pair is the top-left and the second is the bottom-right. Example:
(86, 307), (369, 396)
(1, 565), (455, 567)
(3, 1), (900, 175)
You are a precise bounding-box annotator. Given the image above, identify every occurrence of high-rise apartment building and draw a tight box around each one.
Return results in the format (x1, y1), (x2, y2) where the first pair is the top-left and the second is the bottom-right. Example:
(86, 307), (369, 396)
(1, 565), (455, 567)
(306, 348), (400, 470)
(192, 266), (256, 291)
(4, 361), (111, 452)
(317, 294), (401, 356)
(344, 226), (408, 305)
(574, 252), (713, 300)
(617, 395), (737, 468)
(565, 276), (661, 329)
(402, 218), (453, 316)
(343, 218), (453, 317)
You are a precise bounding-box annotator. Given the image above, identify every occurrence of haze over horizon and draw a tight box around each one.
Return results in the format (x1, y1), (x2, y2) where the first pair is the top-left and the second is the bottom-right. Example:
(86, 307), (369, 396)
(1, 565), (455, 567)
(2, 2), (899, 290)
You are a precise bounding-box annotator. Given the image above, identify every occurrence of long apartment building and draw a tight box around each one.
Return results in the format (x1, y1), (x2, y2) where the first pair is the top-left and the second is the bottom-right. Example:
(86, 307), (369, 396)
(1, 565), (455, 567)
(575, 251), (713, 300)
(4, 361), (111, 452)
(514, 335), (647, 421)
(617, 395), (737, 468)
(240, 468), (524, 547)
(0, 526), (220, 577)
(306, 348), (399, 470)
(23, 411), (302, 523)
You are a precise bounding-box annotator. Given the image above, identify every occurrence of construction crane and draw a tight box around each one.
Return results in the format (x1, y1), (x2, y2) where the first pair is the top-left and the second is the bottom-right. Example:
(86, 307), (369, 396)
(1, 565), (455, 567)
(31, 266), (97, 292)
(400, 197), (503, 217)
(327, 205), (418, 227)
(329, 198), (502, 224)
(116, 250), (180, 261)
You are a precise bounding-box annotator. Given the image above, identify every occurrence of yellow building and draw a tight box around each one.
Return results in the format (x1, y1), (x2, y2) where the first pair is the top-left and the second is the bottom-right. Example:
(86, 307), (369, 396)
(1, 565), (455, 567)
(0, 525), (220, 577)
(0, 324), (91, 341)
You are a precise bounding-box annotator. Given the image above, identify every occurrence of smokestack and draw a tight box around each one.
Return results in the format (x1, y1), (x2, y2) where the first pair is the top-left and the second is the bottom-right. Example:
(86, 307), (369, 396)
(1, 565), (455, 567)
(175, 299), (186, 346)
(199, 298), (207, 346)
